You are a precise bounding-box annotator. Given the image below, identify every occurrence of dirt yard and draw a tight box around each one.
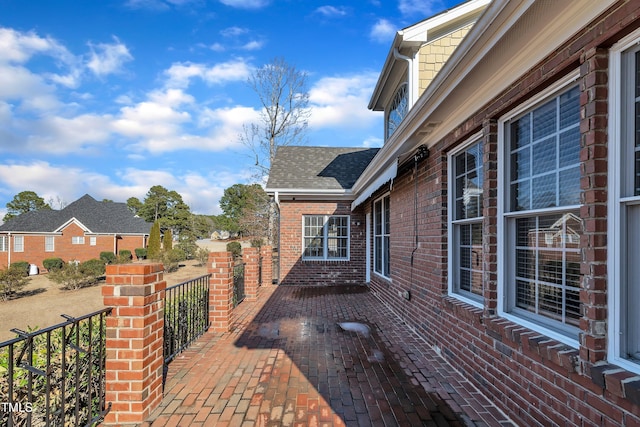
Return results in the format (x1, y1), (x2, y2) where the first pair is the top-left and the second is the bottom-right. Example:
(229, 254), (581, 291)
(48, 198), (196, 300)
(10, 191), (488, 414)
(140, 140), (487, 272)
(0, 240), (237, 342)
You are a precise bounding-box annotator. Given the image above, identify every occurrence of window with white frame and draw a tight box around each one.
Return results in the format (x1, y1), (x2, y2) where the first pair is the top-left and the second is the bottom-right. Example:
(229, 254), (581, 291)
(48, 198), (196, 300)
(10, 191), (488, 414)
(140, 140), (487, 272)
(0, 235), (7, 252)
(610, 32), (640, 370)
(14, 235), (24, 252)
(90, 236), (97, 246)
(72, 236), (85, 245)
(45, 236), (55, 252)
(386, 83), (408, 140)
(374, 194), (390, 278)
(501, 82), (582, 338)
(302, 215), (349, 260)
(450, 140), (484, 301)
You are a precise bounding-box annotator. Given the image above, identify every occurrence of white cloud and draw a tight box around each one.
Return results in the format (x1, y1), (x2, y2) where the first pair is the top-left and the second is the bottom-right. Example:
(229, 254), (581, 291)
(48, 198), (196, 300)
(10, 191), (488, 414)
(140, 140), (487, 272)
(315, 6), (348, 17)
(308, 72), (380, 129)
(86, 37), (133, 77)
(242, 40), (264, 51)
(220, 26), (248, 38)
(0, 27), (74, 65)
(370, 18), (396, 43)
(209, 43), (225, 52)
(218, 0), (270, 9)
(164, 59), (251, 88)
(362, 136), (383, 148)
(398, 0), (441, 17)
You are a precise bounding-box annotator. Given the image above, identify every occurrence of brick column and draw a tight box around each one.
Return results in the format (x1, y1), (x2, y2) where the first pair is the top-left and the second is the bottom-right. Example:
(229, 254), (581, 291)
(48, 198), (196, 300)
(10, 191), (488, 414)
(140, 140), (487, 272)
(208, 251), (234, 332)
(243, 247), (259, 301)
(482, 119), (498, 318)
(102, 263), (166, 426)
(579, 47), (609, 369)
(261, 245), (273, 286)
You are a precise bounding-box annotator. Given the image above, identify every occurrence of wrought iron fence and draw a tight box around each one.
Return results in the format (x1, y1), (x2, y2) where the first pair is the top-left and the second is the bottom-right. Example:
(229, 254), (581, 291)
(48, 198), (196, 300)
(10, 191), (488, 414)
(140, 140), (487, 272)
(163, 274), (211, 364)
(0, 308), (112, 427)
(233, 260), (245, 307)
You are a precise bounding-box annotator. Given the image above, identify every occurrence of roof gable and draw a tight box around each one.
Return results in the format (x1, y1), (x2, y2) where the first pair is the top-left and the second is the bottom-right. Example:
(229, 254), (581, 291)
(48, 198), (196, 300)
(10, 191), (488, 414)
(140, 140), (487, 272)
(0, 194), (152, 234)
(266, 146), (379, 192)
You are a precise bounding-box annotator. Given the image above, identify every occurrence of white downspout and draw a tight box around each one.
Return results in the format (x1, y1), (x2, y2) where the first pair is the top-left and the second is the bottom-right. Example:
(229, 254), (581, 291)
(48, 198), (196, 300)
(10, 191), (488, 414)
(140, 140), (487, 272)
(7, 232), (11, 266)
(393, 48), (414, 107)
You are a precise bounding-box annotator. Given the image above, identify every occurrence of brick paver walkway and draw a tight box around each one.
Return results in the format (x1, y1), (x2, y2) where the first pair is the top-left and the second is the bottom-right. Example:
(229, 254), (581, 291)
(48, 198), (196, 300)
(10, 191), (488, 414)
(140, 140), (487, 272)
(144, 285), (515, 426)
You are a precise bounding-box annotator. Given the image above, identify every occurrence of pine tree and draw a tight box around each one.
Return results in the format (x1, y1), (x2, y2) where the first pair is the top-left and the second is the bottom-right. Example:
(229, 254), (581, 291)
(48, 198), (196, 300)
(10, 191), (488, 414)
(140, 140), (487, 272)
(147, 221), (161, 260)
(163, 229), (173, 252)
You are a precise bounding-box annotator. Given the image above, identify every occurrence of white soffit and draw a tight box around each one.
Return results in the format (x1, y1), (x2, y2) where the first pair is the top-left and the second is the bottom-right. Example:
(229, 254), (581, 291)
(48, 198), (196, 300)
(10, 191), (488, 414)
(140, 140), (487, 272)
(351, 160), (398, 210)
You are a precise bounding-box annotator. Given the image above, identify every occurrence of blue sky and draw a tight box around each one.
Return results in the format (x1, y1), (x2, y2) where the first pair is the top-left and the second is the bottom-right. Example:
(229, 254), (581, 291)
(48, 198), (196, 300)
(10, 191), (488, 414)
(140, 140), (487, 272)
(0, 0), (457, 219)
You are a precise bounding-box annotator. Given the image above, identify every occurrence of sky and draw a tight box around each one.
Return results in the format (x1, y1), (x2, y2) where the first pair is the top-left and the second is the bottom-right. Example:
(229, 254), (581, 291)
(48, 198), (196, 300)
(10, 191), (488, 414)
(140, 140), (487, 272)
(0, 0), (458, 219)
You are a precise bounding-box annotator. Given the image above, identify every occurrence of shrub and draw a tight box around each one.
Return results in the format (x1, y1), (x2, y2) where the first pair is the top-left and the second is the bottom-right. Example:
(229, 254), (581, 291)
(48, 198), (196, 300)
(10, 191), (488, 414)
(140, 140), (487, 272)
(135, 247), (147, 260)
(0, 265), (31, 300)
(226, 241), (242, 258)
(99, 251), (117, 265)
(118, 250), (132, 263)
(79, 259), (106, 278)
(43, 257), (64, 272)
(195, 247), (210, 266)
(10, 261), (30, 276)
(176, 239), (197, 260)
(250, 238), (264, 248)
(162, 248), (185, 273)
(163, 229), (173, 251)
(147, 221), (161, 260)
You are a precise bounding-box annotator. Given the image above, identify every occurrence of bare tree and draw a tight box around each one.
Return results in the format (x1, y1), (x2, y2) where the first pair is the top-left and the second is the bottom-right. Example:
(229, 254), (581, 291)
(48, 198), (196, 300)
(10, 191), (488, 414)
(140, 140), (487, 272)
(241, 57), (311, 179)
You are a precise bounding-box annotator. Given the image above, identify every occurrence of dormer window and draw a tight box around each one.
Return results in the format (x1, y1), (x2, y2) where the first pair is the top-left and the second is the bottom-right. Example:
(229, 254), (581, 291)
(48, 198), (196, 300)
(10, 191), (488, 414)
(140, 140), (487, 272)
(386, 83), (408, 139)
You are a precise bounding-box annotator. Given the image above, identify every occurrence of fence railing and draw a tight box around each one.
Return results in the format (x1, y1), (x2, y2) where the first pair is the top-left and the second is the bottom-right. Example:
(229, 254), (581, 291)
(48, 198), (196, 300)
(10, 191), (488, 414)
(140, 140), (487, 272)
(233, 260), (246, 307)
(0, 308), (112, 427)
(163, 274), (211, 365)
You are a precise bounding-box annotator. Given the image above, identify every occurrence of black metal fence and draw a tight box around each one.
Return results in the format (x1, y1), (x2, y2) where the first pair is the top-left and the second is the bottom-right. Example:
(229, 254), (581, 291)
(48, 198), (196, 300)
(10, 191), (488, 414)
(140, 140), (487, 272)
(233, 260), (245, 307)
(0, 308), (112, 427)
(163, 274), (211, 364)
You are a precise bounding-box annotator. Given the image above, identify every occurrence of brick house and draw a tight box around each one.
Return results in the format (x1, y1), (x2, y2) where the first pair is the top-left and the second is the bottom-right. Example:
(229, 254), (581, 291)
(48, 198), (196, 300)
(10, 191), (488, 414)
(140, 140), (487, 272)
(267, 0), (640, 425)
(0, 194), (151, 271)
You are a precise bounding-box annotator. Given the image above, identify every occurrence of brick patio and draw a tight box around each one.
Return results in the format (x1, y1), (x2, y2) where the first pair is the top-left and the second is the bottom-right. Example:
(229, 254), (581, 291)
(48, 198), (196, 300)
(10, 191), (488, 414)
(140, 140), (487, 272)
(143, 284), (515, 426)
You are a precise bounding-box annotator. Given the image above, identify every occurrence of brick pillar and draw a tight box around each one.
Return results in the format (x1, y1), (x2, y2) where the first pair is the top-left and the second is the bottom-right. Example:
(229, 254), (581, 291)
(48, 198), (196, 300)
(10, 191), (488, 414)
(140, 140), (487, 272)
(579, 47), (609, 369)
(243, 247), (259, 301)
(208, 251), (234, 332)
(102, 263), (166, 426)
(261, 245), (274, 286)
(482, 119), (499, 318)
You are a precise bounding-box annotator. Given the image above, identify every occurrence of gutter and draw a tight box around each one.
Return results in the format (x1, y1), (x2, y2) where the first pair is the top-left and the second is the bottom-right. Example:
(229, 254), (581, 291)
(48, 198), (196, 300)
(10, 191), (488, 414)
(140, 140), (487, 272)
(393, 48), (414, 107)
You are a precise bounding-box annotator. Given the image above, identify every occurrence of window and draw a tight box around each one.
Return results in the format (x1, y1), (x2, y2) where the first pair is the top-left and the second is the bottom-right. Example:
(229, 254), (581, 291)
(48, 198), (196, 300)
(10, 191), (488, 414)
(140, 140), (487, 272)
(386, 83), (408, 139)
(14, 236), (24, 252)
(302, 215), (349, 260)
(609, 31), (640, 372)
(90, 236), (97, 246)
(450, 139), (484, 302)
(374, 194), (391, 278)
(0, 236), (7, 252)
(45, 236), (55, 252)
(72, 236), (85, 245)
(500, 81), (582, 340)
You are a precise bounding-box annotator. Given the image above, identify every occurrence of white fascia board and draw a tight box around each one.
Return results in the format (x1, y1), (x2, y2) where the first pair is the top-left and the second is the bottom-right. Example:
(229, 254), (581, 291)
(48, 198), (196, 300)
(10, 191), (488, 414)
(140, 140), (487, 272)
(265, 188), (354, 201)
(356, 0), (615, 197)
(54, 217), (91, 233)
(351, 160), (398, 210)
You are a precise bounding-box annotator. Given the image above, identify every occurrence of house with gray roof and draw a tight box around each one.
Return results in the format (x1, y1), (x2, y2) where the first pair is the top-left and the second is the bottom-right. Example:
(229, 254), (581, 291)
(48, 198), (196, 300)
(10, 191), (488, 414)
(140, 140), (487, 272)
(0, 194), (152, 271)
(266, 146), (378, 285)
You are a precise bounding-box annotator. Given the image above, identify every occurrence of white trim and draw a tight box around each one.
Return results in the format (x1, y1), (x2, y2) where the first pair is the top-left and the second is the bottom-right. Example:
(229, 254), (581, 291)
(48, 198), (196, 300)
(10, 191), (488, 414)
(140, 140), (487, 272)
(352, 161), (397, 210)
(301, 215), (350, 261)
(55, 217), (91, 233)
(373, 193), (391, 280)
(366, 213), (371, 283)
(13, 235), (24, 253)
(607, 28), (640, 375)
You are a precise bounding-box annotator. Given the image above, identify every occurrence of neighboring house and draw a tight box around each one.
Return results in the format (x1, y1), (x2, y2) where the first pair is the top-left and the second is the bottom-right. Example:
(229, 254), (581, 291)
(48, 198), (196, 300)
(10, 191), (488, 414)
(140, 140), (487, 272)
(0, 194), (151, 270)
(267, 0), (640, 425)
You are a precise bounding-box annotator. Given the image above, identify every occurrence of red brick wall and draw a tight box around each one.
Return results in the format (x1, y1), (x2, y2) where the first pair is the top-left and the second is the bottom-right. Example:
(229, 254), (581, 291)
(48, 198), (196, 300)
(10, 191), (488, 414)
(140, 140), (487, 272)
(365, 2), (640, 426)
(0, 222), (148, 271)
(278, 200), (366, 285)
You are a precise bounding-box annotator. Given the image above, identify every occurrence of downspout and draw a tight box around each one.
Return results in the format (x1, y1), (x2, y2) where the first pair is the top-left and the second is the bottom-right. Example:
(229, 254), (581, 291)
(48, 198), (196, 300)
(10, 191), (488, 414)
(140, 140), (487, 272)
(7, 232), (11, 266)
(393, 48), (413, 107)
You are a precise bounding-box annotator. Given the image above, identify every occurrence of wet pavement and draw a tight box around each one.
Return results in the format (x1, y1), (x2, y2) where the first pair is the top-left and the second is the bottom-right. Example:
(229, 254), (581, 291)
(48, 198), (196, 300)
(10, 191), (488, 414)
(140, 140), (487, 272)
(144, 285), (515, 426)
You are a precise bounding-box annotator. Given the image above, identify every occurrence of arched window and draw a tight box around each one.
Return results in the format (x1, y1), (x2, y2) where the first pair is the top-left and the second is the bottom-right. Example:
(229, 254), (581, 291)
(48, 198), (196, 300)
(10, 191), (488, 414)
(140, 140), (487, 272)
(386, 83), (408, 139)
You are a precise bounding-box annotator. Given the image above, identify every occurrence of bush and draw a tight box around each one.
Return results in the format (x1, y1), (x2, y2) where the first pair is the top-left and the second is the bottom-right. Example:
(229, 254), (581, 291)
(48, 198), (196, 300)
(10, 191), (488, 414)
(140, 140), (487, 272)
(176, 239), (197, 260)
(118, 250), (132, 263)
(226, 241), (242, 258)
(162, 248), (185, 273)
(195, 247), (210, 266)
(10, 261), (30, 276)
(0, 265), (31, 300)
(163, 229), (173, 251)
(79, 259), (106, 278)
(43, 257), (64, 272)
(135, 247), (147, 260)
(148, 221), (161, 260)
(99, 251), (117, 265)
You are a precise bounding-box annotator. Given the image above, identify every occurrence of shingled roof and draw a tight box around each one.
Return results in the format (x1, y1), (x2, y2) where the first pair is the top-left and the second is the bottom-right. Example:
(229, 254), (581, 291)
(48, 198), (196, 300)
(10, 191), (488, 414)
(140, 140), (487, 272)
(266, 146), (379, 191)
(0, 194), (152, 234)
